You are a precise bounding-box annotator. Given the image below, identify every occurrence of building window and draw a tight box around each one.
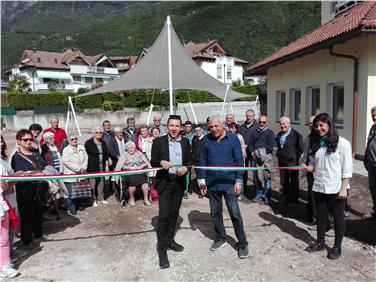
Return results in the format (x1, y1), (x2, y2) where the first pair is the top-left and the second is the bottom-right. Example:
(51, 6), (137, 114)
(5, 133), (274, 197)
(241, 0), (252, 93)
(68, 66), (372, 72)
(332, 84), (344, 126)
(276, 91), (286, 119)
(72, 75), (81, 83)
(290, 89), (301, 122)
(96, 77), (103, 83)
(84, 77), (93, 84)
(227, 71), (232, 80)
(217, 65), (223, 79)
(308, 87), (320, 116)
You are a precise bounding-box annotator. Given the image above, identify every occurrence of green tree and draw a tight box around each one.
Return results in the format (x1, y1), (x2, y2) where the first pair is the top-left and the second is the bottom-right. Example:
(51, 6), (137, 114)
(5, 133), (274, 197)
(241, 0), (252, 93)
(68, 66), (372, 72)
(7, 73), (31, 93)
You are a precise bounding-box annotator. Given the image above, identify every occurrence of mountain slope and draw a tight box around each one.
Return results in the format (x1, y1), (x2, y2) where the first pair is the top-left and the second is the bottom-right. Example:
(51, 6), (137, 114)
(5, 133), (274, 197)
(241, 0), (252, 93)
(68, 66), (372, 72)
(1, 1), (320, 75)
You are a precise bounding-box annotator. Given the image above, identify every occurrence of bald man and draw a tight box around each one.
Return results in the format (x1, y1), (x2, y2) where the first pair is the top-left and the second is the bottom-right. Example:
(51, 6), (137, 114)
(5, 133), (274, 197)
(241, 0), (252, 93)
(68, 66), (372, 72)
(198, 116), (249, 259)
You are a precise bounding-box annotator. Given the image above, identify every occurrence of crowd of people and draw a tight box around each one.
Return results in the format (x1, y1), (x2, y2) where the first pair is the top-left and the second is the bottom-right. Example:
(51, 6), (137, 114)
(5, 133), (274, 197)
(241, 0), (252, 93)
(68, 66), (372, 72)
(0, 106), (375, 274)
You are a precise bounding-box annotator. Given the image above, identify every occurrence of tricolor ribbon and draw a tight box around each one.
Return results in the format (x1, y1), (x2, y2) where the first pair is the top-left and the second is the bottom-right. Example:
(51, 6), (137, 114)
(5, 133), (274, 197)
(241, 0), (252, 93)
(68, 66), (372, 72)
(0, 165), (304, 182)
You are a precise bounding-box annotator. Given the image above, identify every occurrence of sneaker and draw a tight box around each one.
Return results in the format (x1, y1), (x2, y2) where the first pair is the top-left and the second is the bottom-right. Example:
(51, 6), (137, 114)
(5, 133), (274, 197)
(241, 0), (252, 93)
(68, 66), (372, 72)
(252, 196), (262, 203)
(92, 201), (98, 208)
(35, 234), (52, 241)
(67, 210), (77, 216)
(100, 200), (109, 205)
(10, 248), (28, 259)
(0, 264), (19, 279)
(184, 191), (189, 199)
(210, 240), (227, 251)
(238, 245), (249, 259)
(238, 196), (242, 201)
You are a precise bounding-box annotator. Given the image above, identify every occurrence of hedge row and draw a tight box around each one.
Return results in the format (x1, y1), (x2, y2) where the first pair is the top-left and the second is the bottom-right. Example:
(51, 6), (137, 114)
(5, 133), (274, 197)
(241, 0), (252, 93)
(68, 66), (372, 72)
(4, 86), (258, 111)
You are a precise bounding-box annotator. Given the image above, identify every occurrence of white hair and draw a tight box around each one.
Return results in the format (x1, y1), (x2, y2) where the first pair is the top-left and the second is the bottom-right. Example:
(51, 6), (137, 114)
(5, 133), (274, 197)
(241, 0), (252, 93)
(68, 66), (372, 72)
(124, 141), (136, 150)
(279, 116), (291, 124)
(114, 127), (123, 133)
(209, 115), (223, 124)
(50, 116), (59, 123)
(91, 127), (103, 134)
(371, 106), (376, 112)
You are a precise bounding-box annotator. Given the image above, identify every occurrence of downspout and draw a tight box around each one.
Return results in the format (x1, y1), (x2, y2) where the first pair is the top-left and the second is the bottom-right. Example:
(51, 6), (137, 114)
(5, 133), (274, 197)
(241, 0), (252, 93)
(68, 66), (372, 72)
(329, 45), (358, 154)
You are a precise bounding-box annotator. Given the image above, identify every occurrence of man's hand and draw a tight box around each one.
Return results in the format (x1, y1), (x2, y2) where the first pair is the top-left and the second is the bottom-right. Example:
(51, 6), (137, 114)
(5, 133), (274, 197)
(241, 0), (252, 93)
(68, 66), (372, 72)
(337, 188), (348, 199)
(234, 183), (242, 196)
(302, 164), (314, 173)
(199, 184), (207, 196)
(176, 166), (188, 176)
(160, 160), (173, 170)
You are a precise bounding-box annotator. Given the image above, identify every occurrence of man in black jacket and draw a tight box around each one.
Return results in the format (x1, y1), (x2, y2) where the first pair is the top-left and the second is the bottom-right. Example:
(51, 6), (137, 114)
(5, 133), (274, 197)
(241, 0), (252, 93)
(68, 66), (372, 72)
(239, 109), (259, 193)
(363, 106), (376, 221)
(276, 116), (304, 205)
(150, 115), (192, 269)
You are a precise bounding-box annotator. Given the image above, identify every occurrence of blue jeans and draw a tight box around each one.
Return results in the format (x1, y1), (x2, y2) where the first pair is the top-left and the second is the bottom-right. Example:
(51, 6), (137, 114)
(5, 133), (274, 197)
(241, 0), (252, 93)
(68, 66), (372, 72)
(254, 173), (272, 200)
(64, 182), (76, 213)
(208, 188), (248, 247)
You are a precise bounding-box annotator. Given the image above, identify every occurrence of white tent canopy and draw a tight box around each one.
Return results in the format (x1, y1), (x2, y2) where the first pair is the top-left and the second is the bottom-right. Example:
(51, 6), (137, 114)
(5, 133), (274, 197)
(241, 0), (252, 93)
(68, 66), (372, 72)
(76, 17), (248, 102)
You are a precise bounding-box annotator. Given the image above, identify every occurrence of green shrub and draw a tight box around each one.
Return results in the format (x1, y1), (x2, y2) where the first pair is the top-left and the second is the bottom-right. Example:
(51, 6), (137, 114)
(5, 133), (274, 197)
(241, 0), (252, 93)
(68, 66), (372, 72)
(7, 92), (71, 110)
(102, 101), (124, 111)
(231, 84), (260, 96)
(74, 94), (103, 109)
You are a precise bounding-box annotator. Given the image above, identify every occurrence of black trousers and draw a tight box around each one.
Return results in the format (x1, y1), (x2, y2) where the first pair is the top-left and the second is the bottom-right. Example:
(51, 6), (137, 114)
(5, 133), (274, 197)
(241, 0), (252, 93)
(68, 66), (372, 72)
(368, 165), (376, 215)
(17, 199), (44, 245)
(280, 161), (299, 203)
(157, 179), (184, 251)
(314, 192), (346, 248)
(306, 172), (316, 221)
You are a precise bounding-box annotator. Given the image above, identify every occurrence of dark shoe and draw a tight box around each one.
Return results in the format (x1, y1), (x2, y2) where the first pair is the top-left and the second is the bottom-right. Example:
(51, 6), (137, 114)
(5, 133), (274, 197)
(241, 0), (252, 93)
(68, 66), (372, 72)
(34, 234), (52, 241)
(362, 214), (376, 221)
(210, 240), (227, 251)
(305, 242), (325, 253)
(78, 206), (85, 211)
(198, 194), (203, 199)
(184, 191), (189, 199)
(263, 198), (270, 205)
(168, 240), (184, 252)
(327, 247), (341, 260)
(238, 245), (249, 259)
(67, 210), (77, 216)
(158, 250), (170, 269)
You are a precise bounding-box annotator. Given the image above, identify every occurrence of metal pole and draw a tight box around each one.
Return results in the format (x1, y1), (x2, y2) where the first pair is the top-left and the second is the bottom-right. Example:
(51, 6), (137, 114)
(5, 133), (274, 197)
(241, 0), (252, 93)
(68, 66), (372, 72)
(221, 85), (229, 116)
(189, 102), (198, 125)
(147, 104), (154, 126)
(68, 96), (82, 136)
(167, 16), (173, 115)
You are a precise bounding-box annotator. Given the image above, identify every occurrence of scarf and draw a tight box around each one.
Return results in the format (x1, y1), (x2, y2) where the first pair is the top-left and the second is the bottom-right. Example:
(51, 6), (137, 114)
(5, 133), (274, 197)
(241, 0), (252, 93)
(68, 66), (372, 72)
(319, 136), (328, 148)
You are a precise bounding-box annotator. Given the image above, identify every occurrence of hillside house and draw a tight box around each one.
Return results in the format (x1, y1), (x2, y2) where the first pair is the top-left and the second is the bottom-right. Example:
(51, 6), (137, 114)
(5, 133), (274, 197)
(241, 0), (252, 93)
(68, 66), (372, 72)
(9, 48), (119, 93)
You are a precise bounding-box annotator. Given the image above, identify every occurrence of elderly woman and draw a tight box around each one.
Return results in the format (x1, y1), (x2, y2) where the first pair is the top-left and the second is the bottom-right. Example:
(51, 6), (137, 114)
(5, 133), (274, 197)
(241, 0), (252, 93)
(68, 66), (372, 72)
(11, 129), (48, 249)
(303, 113), (353, 260)
(116, 141), (150, 206)
(62, 134), (88, 215)
(135, 124), (153, 161)
(41, 132), (63, 173)
(84, 127), (109, 207)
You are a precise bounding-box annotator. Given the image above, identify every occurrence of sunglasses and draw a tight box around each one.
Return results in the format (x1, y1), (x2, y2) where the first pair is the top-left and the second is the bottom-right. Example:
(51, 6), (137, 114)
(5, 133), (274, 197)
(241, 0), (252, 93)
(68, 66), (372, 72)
(70, 138), (78, 141)
(259, 121), (267, 124)
(21, 138), (33, 142)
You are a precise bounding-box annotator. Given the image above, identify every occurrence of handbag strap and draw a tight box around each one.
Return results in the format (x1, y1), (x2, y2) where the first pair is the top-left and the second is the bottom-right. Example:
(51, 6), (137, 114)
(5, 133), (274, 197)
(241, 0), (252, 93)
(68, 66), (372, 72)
(16, 151), (38, 170)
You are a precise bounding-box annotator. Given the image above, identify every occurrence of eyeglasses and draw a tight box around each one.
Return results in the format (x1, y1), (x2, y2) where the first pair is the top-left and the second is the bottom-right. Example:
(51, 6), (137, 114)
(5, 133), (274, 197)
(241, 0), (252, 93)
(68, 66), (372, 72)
(21, 138), (33, 142)
(70, 138), (78, 141)
(153, 119), (161, 121)
(95, 132), (103, 134)
(259, 121), (267, 124)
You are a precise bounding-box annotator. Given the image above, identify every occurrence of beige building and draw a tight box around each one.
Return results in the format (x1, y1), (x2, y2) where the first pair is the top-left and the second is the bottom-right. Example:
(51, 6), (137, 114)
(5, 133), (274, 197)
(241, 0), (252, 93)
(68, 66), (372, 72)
(246, 1), (376, 156)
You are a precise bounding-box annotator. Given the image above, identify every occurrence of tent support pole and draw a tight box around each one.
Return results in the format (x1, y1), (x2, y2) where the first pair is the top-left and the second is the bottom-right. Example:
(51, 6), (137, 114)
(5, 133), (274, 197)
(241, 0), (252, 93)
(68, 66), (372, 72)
(167, 16), (173, 115)
(221, 85), (230, 117)
(189, 102), (198, 125)
(68, 96), (82, 136)
(65, 104), (70, 134)
(147, 104), (154, 126)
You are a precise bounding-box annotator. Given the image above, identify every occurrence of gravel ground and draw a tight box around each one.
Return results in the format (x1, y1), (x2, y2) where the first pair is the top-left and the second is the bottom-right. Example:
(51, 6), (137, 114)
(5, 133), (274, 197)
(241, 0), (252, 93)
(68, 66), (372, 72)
(2, 130), (375, 281)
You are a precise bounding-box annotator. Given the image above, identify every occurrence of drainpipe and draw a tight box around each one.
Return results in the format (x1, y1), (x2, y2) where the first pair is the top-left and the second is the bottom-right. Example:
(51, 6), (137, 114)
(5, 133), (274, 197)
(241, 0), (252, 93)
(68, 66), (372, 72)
(329, 45), (358, 154)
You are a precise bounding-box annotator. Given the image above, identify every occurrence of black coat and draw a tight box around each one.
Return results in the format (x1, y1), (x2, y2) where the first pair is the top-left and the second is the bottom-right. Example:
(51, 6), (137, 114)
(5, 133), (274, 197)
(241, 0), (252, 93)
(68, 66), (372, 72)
(84, 138), (109, 172)
(150, 135), (192, 193)
(276, 128), (304, 165)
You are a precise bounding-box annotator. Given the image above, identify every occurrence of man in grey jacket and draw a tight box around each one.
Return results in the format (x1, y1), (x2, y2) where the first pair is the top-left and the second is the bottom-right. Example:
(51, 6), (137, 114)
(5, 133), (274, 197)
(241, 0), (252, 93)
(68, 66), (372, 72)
(363, 106), (376, 221)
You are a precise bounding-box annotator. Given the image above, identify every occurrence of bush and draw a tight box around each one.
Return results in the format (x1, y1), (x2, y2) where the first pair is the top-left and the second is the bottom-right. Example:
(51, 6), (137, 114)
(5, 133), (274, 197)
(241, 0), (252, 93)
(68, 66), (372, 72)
(102, 101), (124, 111)
(6, 92), (71, 110)
(74, 94), (103, 109)
(231, 84), (260, 96)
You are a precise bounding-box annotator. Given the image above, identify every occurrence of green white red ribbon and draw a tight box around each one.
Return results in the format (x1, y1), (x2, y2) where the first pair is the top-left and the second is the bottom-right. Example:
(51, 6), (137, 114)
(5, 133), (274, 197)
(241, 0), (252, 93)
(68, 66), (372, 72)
(0, 165), (304, 182)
